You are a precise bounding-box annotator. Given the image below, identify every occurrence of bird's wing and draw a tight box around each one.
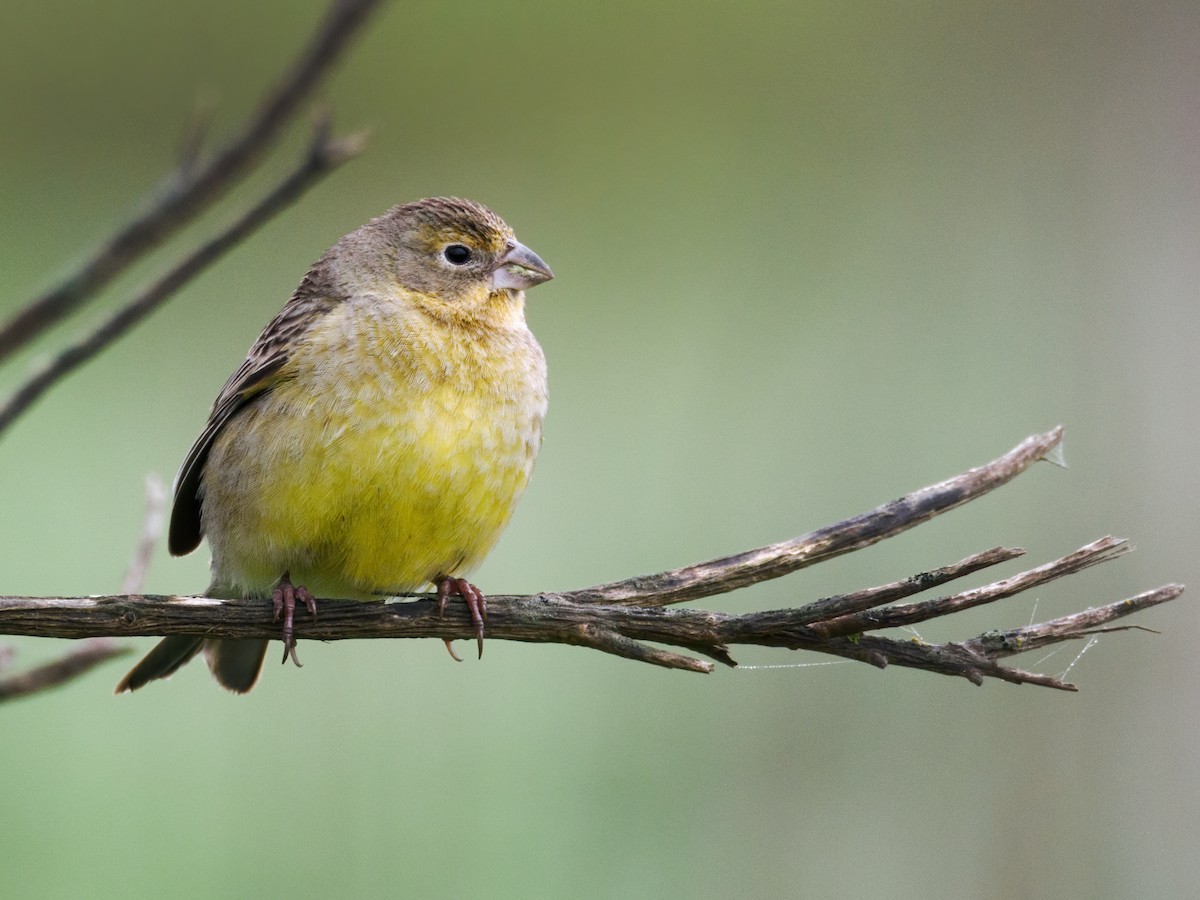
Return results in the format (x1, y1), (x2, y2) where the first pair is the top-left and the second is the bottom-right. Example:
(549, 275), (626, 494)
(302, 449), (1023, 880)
(167, 293), (334, 556)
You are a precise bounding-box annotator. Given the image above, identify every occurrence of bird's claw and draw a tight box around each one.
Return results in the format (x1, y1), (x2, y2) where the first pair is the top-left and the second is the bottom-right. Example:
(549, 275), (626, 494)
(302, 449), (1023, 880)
(272, 573), (317, 667)
(437, 576), (487, 659)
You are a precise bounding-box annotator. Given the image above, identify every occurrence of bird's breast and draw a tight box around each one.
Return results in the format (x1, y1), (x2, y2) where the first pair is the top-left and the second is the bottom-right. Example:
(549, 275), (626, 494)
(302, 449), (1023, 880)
(203, 297), (547, 597)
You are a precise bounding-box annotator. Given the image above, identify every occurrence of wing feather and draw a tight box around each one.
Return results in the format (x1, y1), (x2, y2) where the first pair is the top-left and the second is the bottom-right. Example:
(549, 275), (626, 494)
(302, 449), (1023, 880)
(168, 274), (339, 556)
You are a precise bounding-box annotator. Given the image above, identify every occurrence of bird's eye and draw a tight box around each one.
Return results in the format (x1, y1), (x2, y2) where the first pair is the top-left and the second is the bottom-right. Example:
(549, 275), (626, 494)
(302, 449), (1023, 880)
(443, 244), (472, 265)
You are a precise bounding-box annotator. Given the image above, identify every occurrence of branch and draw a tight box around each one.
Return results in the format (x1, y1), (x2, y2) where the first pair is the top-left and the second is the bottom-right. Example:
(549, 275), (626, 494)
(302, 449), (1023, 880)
(0, 430), (1183, 691)
(806, 536), (1129, 638)
(0, 0), (384, 361)
(0, 123), (368, 437)
(561, 427), (1063, 606)
(0, 640), (132, 703)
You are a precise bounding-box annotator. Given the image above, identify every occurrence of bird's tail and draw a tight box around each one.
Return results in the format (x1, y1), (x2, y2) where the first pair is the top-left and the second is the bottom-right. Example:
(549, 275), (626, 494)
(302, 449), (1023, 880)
(202, 639), (269, 693)
(115, 637), (269, 694)
(114, 635), (203, 693)
(114, 583), (269, 694)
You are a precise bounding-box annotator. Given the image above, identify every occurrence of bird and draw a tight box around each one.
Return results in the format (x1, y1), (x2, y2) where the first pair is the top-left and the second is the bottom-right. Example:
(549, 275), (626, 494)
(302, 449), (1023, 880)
(116, 197), (552, 693)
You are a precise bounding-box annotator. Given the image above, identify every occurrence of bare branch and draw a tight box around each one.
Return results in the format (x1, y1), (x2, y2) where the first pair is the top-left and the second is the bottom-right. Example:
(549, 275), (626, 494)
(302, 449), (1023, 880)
(0, 431), (1181, 691)
(560, 427), (1063, 606)
(0, 640), (132, 703)
(808, 536), (1130, 638)
(0, 0), (384, 361)
(0, 125), (368, 437)
(962, 585), (1183, 659)
(769, 545), (1025, 626)
(0, 565), (1177, 691)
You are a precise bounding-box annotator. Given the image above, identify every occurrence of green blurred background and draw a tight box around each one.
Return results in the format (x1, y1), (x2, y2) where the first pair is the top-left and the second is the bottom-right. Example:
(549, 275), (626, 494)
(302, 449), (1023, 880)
(1, 1), (1196, 897)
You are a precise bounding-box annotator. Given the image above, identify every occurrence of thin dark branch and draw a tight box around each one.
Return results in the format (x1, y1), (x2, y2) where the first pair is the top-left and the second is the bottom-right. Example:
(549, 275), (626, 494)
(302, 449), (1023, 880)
(0, 125), (368, 436)
(569, 626), (717, 673)
(0, 431), (1182, 691)
(557, 428), (1063, 607)
(849, 585), (1183, 690)
(0, 640), (132, 703)
(0, 0), (384, 361)
(962, 585), (1182, 658)
(0, 569), (1178, 691)
(783, 546), (1025, 625)
(715, 583), (1182, 692)
(808, 536), (1130, 638)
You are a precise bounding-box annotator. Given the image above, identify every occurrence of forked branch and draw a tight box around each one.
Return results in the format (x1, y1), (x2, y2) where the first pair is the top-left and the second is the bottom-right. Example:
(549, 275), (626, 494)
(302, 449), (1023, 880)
(0, 428), (1183, 693)
(0, 0), (383, 362)
(0, 122), (368, 436)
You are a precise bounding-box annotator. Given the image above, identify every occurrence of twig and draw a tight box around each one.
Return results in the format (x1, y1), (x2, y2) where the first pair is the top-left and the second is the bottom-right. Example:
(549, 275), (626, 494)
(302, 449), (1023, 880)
(713, 582), (1183, 690)
(0, 640), (132, 703)
(963, 586), (1178, 658)
(560, 427), (1063, 606)
(0, 123), (369, 437)
(0, 0), (383, 361)
(0, 431), (1182, 691)
(808, 536), (1130, 638)
(781, 546), (1025, 625)
(120, 474), (168, 595)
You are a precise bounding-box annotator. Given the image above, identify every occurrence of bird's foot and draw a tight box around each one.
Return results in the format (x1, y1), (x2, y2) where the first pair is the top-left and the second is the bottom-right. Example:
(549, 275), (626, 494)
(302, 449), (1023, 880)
(272, 572), (317, 667)
(436, 576), (487, 660)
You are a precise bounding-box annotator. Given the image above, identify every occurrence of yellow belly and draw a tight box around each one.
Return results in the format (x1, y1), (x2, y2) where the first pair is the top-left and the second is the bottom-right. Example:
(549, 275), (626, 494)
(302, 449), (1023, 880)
(199, 297), (546, 599)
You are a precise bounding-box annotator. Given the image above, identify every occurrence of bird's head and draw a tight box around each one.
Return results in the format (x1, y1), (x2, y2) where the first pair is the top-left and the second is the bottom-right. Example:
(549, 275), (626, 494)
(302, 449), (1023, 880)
(350, 197), (553, 324)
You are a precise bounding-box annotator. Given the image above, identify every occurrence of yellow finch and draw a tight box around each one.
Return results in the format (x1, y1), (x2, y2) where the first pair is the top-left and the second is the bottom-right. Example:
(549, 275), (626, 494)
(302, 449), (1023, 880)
(117, 197), (552, 693)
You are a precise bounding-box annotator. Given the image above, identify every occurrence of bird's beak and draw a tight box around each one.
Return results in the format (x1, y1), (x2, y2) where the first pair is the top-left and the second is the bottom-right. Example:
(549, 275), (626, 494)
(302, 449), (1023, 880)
(492, 240), (554, 291)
